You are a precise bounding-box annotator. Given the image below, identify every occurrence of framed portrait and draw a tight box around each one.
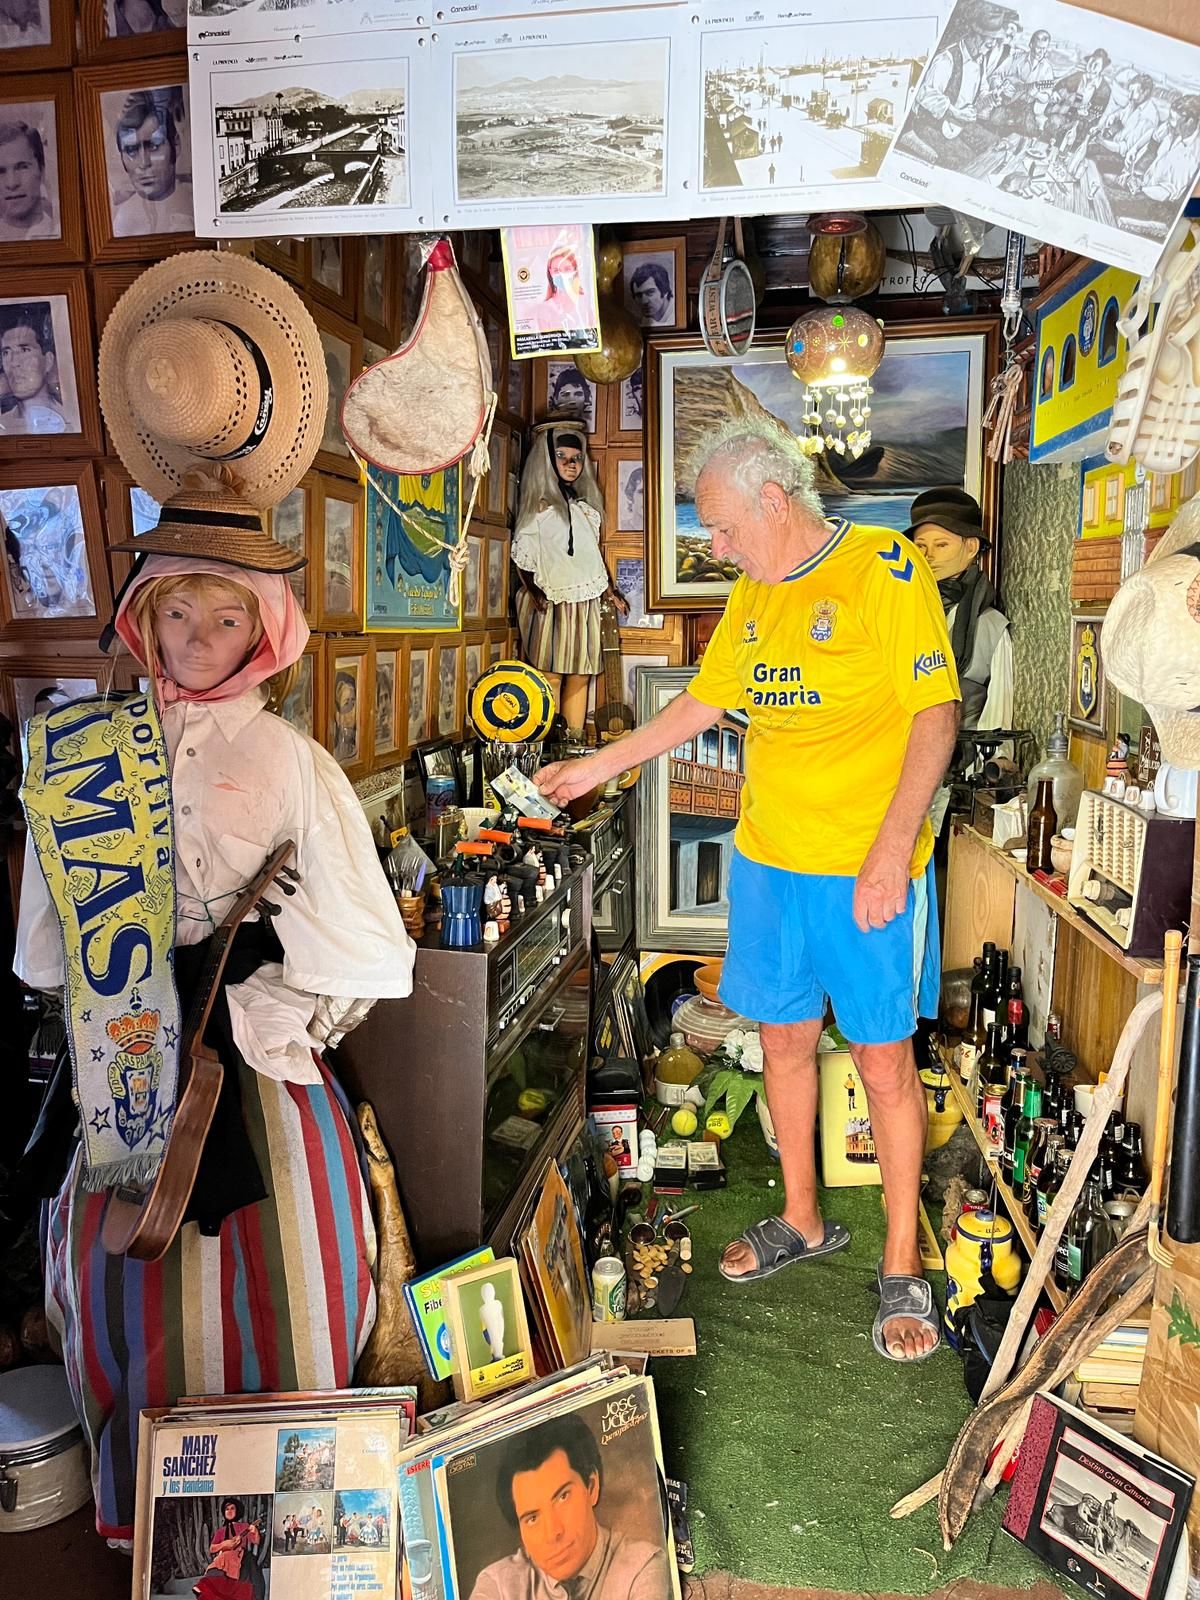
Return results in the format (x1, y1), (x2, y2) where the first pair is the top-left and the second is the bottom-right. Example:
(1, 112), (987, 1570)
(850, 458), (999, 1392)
(254, 235), (306, 285)
(76, 63), (194, 262)
(325, 637), (369, 780)
(279, 635), (324, 744)
(645, 318), (999, 610)
(435, 636), (464, 740)
(463, 635), (484, 709)
(622, 237), (685, 332)
(485, 536), (509, 627)
(91, 263), (144, 339)
(636, 666), (745, 955)
(98, 457), (161, 589)
(605, 535), (673, 644)
(266, 471), (316, 627)
(0, 0), (73, 72)
(0, 269), (100, 462)
(457, 229), (490, 289)
(1069, 613), (1108, 739)
(0, 657), (110, 741)
(534, 359), (602, 440)
(461, 532), (485, 628)
(406, 640), (433, 748)
(479, 297), (508, 412)
(607, 364), (644, 445)
(311, 305), (362, 478)
(604, 446), (645, 536)
(316, 475), (363, 632)
(0, 461), (112, 640)
(80, 0), (185, 64)
(370, 636), (405, 768)
(0, 75), (86, 267)
(478, 423), (509, 527)
(307, 234), (358, 320)
(503, 351), (529, 423)
(360, 234), (397, 348)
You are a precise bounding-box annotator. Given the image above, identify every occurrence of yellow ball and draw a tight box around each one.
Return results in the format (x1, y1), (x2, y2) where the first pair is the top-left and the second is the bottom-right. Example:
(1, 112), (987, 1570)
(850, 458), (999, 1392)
(706, 1112), (733, 1140)
(671, 1106), (698, 1137)
(518, 1088), (551, 1117)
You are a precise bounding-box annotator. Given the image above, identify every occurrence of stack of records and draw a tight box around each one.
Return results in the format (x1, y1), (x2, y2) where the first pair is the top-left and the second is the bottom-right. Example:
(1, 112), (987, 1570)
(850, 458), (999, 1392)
(399, 1360), (680, 1600)
(513, 1158), (593, 1372)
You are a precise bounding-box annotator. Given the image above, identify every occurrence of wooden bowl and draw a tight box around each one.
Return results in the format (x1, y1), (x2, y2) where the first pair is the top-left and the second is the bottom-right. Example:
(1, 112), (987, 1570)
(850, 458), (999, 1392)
(694, 962), (724, 1003)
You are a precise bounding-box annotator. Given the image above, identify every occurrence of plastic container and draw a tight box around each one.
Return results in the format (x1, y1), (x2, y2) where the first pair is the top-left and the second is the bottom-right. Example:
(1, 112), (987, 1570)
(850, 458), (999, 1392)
(944, 1208), (1023, 1344)
(1026, 711), (1085, 830)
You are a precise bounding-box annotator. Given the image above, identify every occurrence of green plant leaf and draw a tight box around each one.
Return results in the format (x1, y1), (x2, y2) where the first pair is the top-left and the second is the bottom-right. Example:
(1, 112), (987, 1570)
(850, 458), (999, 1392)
(702, 1068), (739, 1118)
(724, 1073), (759, 1128)
(1167, 1291), (1200, 1348)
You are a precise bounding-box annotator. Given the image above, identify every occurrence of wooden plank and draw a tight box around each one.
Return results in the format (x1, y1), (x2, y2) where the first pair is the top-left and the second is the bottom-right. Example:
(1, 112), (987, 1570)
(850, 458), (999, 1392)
(943, 823), (1017, 972)
(1051, 919), (1139, 1083)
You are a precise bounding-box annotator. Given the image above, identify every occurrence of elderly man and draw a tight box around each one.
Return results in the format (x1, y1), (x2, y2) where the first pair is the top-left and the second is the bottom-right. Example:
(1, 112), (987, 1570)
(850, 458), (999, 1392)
(538, 419), (960, 1361)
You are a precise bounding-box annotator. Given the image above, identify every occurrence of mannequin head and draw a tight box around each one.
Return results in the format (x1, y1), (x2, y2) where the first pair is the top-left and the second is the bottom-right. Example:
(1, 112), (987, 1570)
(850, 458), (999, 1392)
(912, 522), (981, 582)
(904, 488), (990, 585)
(553, 432), (584, 488)
(132, 572), (263, 693)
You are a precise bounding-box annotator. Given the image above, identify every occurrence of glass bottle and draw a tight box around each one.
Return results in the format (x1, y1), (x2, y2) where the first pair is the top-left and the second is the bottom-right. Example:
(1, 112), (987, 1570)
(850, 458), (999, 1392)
(1026, 778), (1058, 875)
(1117, 1122), (1147, 1195)
(655, 1031), (703, 1107)
(1039, 1139), (1068, 1231)
(1024, 1117), (1056, 1226)
(1000, 1051), (1030, 1185)
(979, 1023), (1009, 1149)
(1005, 965), (1028, 1049)
(1063, 1160), (1117, 1295)
(1026, 710), (1084, 829)
(957, 978), (986, 1088)
(982, 949), (1009, 1032)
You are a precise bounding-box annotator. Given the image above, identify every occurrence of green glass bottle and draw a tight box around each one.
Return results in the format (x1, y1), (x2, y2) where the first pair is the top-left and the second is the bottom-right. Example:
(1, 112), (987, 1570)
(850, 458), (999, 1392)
(1011, 1078), (1042, 1191)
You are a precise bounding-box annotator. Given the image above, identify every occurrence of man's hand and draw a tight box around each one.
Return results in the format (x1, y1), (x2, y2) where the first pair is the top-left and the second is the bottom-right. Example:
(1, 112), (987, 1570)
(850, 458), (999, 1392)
(535, 752), (610, 807)
(853, 838), (911, 932)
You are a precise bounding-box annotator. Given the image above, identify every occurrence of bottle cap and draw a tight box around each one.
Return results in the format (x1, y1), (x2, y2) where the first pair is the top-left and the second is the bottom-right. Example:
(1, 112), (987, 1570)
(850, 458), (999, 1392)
(669, 1031), (684, 1048)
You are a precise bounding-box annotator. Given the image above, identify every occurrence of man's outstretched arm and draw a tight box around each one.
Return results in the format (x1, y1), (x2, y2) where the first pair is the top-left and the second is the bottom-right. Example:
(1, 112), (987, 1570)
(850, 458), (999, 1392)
(536, 690), (723, 807)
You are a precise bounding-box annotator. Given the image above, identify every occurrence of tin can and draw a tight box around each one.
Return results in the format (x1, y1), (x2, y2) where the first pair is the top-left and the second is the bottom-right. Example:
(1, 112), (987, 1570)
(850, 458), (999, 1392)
(591, 1255), (627, 1323)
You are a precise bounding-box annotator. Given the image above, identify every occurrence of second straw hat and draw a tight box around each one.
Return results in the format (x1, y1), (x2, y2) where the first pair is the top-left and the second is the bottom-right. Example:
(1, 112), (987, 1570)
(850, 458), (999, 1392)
(98, 249), (328, 512)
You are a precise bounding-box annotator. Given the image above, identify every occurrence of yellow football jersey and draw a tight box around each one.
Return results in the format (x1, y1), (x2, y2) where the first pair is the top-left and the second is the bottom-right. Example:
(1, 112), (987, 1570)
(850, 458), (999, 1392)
(690, 519), (960, 878)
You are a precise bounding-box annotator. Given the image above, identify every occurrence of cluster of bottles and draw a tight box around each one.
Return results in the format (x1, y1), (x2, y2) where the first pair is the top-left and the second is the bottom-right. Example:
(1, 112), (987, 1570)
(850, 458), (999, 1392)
(953, 940), (1146, 1301)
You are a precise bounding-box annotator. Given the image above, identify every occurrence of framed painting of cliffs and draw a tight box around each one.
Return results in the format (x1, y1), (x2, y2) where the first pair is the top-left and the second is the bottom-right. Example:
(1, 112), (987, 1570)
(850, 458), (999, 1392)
(645, 318), (999, 611)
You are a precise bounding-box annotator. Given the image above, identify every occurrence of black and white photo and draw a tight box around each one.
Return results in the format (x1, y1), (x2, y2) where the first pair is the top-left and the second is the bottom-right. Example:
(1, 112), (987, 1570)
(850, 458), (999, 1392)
(407, 645), (429, 746)
(618, 457), (644, 533)
(0, 294), (79, 437)
(884, 0), (1200, 273)
(107, 0), (184, 37)
(623, 238), (684, 330)
(0, 100), (61, 242)
(619, 365), (644, 433)
(311, 235), (344, 297)
(100, 80), (193, 238)
(543, 360), (598, 434)
(0, 0), (50, 49)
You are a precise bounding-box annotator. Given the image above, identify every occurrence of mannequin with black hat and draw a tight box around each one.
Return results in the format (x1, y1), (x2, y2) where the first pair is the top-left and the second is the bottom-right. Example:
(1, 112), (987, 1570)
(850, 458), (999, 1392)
(904, 487), (1012, 734)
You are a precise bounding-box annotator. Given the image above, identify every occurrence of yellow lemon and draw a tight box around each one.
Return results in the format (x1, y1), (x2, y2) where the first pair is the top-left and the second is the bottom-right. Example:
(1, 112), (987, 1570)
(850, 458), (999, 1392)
(671, 1106), (698, 1137)
(705, 1111), (733, 1140)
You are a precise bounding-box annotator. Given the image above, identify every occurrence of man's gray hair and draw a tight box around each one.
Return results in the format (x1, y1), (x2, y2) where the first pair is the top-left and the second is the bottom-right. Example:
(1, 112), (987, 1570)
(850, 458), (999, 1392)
(691, 416), (825, 521)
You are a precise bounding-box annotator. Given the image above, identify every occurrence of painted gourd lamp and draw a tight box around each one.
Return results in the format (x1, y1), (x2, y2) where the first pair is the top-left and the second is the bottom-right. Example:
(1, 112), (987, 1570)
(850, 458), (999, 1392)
(785, 305), (885, 461)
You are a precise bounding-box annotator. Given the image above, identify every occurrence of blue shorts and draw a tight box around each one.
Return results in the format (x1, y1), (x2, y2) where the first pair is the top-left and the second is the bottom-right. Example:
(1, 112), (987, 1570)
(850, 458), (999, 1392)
(718, 849), (933, 1045)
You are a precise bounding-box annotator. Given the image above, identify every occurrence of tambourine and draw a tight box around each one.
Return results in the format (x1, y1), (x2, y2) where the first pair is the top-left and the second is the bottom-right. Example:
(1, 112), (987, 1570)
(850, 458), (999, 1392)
(699, 217), (756, 358)
(468, 660), (556, 742)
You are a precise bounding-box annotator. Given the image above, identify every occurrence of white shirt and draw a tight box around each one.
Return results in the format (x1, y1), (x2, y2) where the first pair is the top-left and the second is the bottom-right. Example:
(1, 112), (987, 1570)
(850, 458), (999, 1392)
(512, 500), (608, 605)
(111, 178), (194, 238)
(16, 689), (414, 1080)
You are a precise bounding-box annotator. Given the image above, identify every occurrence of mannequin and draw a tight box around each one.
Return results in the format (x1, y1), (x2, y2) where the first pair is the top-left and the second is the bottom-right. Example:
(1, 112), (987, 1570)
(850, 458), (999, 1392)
(14, 500), (415, 1540)
(513, 421), (626, 733)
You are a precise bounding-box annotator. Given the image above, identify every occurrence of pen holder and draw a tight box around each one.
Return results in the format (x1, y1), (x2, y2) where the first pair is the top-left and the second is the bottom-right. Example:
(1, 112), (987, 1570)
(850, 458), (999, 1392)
(440, 882), (484, 948)
(396, 892), (426, 938)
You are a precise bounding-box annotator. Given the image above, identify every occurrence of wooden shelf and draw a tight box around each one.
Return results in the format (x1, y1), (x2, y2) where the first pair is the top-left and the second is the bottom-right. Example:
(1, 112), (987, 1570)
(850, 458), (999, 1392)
(961, 825), (1165, 987)
(939, 1048), (1068, 1313)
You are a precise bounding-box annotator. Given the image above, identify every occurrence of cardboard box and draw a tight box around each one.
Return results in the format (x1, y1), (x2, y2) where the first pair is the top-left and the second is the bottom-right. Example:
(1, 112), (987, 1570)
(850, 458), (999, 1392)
(818, 1046), (882, 1187)
(590, 1103), (637, 1175)
(1065, 0), (1200, 48)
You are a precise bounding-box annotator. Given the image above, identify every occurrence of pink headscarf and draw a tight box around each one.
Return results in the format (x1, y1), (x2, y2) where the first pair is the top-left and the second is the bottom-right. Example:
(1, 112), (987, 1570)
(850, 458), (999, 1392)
(113, 554), (310, 705)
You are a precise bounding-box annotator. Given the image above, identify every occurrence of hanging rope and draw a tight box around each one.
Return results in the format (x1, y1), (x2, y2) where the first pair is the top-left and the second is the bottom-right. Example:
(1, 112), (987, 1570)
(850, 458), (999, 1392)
(350, 391), (499, 608)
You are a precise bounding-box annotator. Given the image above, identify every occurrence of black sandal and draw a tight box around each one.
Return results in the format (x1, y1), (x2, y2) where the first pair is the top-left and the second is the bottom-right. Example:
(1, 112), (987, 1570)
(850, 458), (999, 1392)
(872, 1267), (942, 1361)
(718, 1216), (850, 1283)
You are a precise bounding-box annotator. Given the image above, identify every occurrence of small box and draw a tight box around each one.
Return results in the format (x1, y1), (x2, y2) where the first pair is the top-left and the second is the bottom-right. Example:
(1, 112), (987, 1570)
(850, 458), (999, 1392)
(818, 1045), (882, 1188)
(653, 1142), (688, 1194)
(590, 1102), (638, 1175)
(686, 1141), (726, 1190)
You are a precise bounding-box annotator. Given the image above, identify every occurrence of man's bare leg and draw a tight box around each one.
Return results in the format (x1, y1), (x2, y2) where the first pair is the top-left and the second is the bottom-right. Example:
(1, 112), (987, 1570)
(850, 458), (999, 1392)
(851, 1036), (934, 1360)
(721, 1018), (825, 1276)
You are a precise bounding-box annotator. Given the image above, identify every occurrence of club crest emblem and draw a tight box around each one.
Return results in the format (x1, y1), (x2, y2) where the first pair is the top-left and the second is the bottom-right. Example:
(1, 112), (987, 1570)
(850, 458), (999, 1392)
(809, 599), (837, 642)
(106, 1003), (164, 1150)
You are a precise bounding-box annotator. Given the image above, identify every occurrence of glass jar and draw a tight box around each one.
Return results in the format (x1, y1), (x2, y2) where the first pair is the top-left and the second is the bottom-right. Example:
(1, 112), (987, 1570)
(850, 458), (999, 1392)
(1026, 710), (1084, 829)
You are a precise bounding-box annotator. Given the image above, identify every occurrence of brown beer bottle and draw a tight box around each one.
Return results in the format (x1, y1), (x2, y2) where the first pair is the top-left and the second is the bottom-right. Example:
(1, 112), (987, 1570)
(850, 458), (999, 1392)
(1026, 778), (1058, 875)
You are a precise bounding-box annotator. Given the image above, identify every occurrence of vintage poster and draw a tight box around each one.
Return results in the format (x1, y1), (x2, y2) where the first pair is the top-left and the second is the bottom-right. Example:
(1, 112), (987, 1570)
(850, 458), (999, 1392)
(365, 465), (462, 633)
(140, 1410), (402, 1600)
(187, 0), (422, 48)
(694, 0), (944, 214)
(430, 7), (699, 228)
(187, 31), (433, 237)
(501, 223), (602, 359)
(517, 1161), (591, 1369)
(881, 0), (1200, 274)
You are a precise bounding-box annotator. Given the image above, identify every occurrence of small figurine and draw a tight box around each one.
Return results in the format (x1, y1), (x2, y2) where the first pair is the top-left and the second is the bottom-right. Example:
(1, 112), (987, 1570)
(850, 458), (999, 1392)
(478, 1281), (506, 1360)
(1106, 732), (1132, 797)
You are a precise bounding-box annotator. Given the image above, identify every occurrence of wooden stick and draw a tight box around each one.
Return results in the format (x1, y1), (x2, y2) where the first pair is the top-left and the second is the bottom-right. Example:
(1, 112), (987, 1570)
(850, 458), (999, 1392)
(1149, 931), (1184, 1266)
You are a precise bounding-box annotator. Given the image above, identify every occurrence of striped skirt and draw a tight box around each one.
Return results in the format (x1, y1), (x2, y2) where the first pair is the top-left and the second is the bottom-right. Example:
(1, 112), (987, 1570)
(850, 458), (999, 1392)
(516, 590), (602, 676)
(43, 1059), (377, 1539)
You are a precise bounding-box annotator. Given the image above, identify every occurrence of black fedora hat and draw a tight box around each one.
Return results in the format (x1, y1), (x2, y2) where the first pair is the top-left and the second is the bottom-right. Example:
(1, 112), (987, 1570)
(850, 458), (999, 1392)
(903, 487), (991, 550)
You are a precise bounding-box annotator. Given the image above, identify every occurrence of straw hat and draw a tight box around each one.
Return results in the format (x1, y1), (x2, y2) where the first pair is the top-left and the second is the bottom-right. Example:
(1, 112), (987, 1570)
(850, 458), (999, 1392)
(98, 249), (328, 511)
(108, 471), (302, 571)
(1104, 493), (1200, 769)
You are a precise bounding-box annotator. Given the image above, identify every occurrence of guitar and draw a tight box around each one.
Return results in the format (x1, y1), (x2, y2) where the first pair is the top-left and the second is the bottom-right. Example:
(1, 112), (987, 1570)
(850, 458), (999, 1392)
(592, 594), (640, 790)
(100, 841), (297, 1262)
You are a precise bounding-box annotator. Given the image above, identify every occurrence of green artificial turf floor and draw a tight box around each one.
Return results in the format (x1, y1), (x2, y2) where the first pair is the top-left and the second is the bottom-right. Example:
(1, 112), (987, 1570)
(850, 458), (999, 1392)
(648, 1119), (1057, 1594)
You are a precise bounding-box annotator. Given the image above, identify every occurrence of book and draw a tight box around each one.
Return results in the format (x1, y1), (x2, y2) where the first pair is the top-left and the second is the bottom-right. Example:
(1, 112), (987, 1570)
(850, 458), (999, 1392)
(404, 1248), (496, 1382)
(515, 1159), (592, 1371)
(1081, 1383), (1141, 1414)
(1074, 1358), (1145, 1386)
(1003, 1392), (1194, 1600)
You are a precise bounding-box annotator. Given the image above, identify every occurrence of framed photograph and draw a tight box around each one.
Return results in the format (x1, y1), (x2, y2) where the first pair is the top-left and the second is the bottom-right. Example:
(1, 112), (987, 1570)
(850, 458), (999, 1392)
(461, 532), (485, 628)
(365, 463), (462, 632)
(477, 423), (509, 527)
(370, 635), (405, 768)
(1069, 613), (1108, 739)
(254, 235), (306, 284)
(623, 237), (685, 331)
(278, 635), (324, 744)
(98, 457), (161, 589)
(0, 461), (112, 640)
(441, 1258), (533, 1402)
(311, 305), (362, 478)
(604, 446), (645, 536)
(485, 631), (505, 667)
(479, 298), (509, 416)
(646, 317), (999, 610)
(635, 665), (746, 955)
(503, 352), (529, 423)
(325, 636), (370, 780)
(534, 358), (602, 440)
(435, 636), (464, 740)
(485, 536), (509, 627)
(0, 269), (100, 461)
(91, 263), (143, 338)
(316, 474), (362, 631)
(307, 234), (357, 320)
(0, 656), (108, 738)
(406, 640), (433, 747)
(76, 63), (194, 262)
(0, 75), (85, 266)
(463, 634), (484, 708)
(360, 234), (397, 349)
(266, 471), (316, 627)
(606, 364), (644, 445)
(80, 0), (185, 64)
(606, 536), (671, 640)
(0, 0), (73, 73)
